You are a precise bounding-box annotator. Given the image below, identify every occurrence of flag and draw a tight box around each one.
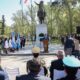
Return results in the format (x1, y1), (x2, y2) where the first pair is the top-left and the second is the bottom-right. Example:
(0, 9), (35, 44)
(24, 0), (28, 3)
(50, 0), (52, 6)
(20, 0), (22, 4)
(20, 0), (28, 4)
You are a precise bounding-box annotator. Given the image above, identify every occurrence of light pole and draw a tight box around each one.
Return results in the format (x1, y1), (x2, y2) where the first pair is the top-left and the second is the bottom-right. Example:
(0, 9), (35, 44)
(1, 15), (5, 35)
(20, 0), (24, 26)
(31, 0), (33, 36)
(50, 0), (53, 36)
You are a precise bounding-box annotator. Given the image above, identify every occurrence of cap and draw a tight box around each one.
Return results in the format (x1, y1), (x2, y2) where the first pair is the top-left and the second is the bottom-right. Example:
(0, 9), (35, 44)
(32, 47), (40, 53)
(63, 56), (80, 67)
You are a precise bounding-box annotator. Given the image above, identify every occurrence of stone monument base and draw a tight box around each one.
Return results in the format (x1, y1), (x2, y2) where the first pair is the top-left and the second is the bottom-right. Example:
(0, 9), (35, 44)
(36, 23), (47, 48)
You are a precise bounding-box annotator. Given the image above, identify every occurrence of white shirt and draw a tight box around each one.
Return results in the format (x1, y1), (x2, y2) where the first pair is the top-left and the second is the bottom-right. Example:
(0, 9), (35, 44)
(9, 39), (12, 48)
(36, 76), (51, 80)
(4, 40), (9, 48)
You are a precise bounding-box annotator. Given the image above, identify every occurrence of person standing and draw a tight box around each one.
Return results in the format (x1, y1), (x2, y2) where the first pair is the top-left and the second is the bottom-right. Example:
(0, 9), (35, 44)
(9, 37), (13, 52)
(43, 34), (49, 53)
(64, 36), (75, 56)
(4, 38), (9, 54)
(72, 35), (80, 58)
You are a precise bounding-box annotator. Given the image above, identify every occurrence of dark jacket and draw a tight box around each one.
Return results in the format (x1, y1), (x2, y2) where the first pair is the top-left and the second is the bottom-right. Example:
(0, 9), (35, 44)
(43, 66), (48, 76)
(0, 75), (4, 80)
(16, 72), (38, 80)
(50, 59), (64, 80)
(64, 38), (74, 51)
(27, 60), (48, 76)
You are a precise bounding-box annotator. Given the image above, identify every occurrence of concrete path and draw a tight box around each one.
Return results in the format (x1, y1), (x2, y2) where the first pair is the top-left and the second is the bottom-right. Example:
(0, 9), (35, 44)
(0, 44), (63, 80)
(1, 56), (57, 80)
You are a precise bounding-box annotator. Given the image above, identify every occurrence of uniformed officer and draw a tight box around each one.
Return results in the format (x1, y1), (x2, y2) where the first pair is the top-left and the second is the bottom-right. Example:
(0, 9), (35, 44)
(27, 47), (41, 73)
(27, 46), (48, 76)
(57, 56), (80, 80)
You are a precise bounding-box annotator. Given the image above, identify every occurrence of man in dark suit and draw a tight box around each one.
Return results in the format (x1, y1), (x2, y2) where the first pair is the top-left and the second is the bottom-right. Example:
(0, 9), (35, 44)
(16, 60), (41, 80)
(64, 36), (75, 56)
(50, 51), (65, 80)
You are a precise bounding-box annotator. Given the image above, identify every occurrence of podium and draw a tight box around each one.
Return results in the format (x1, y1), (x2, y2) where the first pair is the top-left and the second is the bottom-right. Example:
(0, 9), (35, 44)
(43, 39), (48, 53)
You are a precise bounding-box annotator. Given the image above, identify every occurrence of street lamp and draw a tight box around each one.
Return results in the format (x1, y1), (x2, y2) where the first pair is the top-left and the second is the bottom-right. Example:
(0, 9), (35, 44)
(1, 15), (5, 35)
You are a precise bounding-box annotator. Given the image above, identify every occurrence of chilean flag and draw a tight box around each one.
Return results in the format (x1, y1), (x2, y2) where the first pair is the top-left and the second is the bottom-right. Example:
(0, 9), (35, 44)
(24, 0), (28, 3)
(20, 0), (28, 4)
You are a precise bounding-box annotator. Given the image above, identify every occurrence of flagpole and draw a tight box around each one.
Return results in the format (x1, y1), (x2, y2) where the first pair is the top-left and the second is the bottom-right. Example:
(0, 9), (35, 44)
(20, 0), (24, 26)
(31, 0), (32, 24)
(31, 0), (32, 21)
(50, 0), (53, 35)
(31, 0), (33, 35)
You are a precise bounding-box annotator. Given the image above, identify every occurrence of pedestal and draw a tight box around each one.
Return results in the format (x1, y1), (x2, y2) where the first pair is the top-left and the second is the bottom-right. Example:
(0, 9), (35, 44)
(36, 23), (47, 48)
(36, 23), (47, 41)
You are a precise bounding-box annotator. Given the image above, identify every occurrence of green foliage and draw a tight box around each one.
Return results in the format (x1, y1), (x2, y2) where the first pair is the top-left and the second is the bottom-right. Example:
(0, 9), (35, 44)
(12, 6), (37, 36)
(4, 26), (11, 36)
(0, 20), (2, 34)
(12, 0), (80, 36)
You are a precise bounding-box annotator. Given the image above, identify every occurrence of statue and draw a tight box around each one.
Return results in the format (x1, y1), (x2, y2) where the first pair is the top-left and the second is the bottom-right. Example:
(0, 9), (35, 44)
(35, 1), (46, 24)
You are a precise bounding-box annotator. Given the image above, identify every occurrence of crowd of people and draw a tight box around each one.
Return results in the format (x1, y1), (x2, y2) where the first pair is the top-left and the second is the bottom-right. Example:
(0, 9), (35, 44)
(0, 45), (80, 80)
(60, 34), (80, 58)
(0, 33), (80, 80)
(16, 46), (80, 80)
(0, 35), (26, 54)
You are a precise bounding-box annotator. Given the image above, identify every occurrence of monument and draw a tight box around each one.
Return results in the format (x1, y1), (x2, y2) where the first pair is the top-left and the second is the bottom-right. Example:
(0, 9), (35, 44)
(35, 1), (48, 52)
(35, 1), (46, 24)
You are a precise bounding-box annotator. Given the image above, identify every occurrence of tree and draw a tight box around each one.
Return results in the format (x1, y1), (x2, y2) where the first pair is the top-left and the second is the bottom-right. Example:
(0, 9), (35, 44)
(12, 1), (80, 37)
(4, 26), (11, 36)
(48, 0), (80, 35)
(12, 5), (37, 36)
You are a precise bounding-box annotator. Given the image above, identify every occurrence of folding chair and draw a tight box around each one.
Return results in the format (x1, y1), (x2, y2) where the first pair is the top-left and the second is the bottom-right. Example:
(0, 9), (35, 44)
(76, 69), (80, 80)
(5, 67), (20, 80)
(5, 68), (20, 75)
(54, 69), (67, 80)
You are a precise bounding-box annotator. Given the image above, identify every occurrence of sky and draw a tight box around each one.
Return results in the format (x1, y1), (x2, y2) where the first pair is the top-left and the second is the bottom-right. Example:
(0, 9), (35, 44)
(0, 0), (54, 26)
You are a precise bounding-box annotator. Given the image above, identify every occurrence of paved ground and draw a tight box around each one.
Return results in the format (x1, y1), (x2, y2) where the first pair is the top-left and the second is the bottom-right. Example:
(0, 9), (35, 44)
(0, 44), (63, 80)
(1, 43), (80, 80)
(4, 44), (64, 54)
(1, 56), (57, 80)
